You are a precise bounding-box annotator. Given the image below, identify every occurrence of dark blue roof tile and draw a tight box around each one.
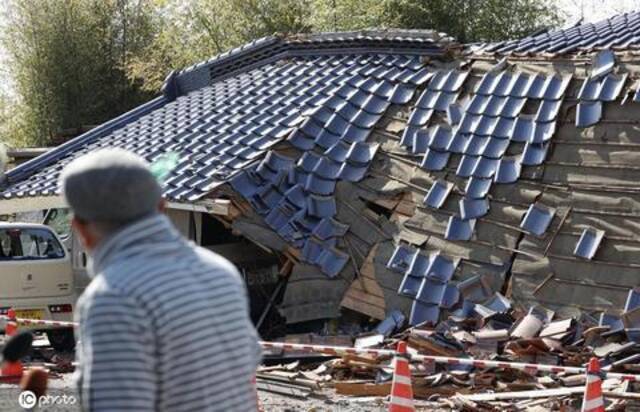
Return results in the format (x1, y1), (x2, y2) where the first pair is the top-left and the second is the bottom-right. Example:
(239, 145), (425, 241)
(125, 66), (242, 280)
(445, 216), (476, 241)
(315, 128), (342, 148)
(525, 74), (547, 99)
(304, 173), (336, 195)
(464, 134), (489, 156)
(409, 300), (440, 326)
(325, 141), (351, 162)
(387, 244), (417, 273)
(576, 101), (602, 127)
(521, 142), (549, 166)
(481, 137), (510, 159)
(307, 194), (337, 218)
(500, 97), (527, 118)
(457, 113), (482, 134)
(471, 156), (499, 178)
(317, 247), (349, 278)
(446, 103), (463, 126)
(298, 152), (322, 172)
(406, 67), (433, 85)
(302, 238), (325, 264)
(400, 126), (420, 147)
(574, 227), (605, 260)
(592, 49), (616, 79)
(520, 203), (556, 236)
(427, 253), (459, 282)
(474, 116), (499, 136)
(490, 72), (513, 96)
(283, 184), (307, 209)
(475, 71), (500, 95)
(338, 161), (369, 182)
(459, 197), (490, 220)
(407, 252), (431, 277)
(408, 108), (434, 126)
(428, 126), (453, 151)
(399, 274), (422, 298)
(456, 154), (479, 177)
(313, 217), (349, 240)
(599, 73), (627, 101)
(347, 142), (379, 163)
(335, 101), (360, 120)
(465, 176), (492, 199)
(342, 123), (372, 143)
(416, 278), (447, 304)
(361, 94), (390, 114)
(543, 74), (572, 100)
(352, 110), (382, 128)
(483, 96), (508, 117)
(466, 94), (489, 115)
(389, 83), (416, 104)
(312, 157), (342, 179)
(433, 91), (459, 111)
(491, 117), (515, 138)
(415, 89), (440, 109)
(494, 157), (521, 183)
(511, 115), (534, 142)
(535, 99), (562, 123)
(447, 131), (471, 153)
(420, 149), (450, 171)
(423, 179), (453, 209)
(577, 77), (602, 100)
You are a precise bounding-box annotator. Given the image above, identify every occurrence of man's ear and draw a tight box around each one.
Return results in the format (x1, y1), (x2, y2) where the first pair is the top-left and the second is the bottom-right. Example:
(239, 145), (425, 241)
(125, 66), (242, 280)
(158, 198), (167, 214)
(71, 217), (97, 251)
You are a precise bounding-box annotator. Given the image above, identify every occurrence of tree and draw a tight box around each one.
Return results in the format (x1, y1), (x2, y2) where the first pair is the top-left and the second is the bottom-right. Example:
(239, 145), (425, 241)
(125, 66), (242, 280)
(1, 0), (562, 147)
(1, 0), (157, 146)
(383, 0), (561, 43)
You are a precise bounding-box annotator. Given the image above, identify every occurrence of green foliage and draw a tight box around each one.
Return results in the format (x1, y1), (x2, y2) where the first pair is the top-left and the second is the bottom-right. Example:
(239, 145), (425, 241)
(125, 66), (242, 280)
(2, 0), (157, 146)
(1, 0), (562, 147)
(383, 0), (562, 43)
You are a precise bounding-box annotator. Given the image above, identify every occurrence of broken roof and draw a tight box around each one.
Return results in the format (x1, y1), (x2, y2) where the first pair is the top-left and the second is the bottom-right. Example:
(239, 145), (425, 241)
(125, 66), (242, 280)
(476, 10), (640, 55)
(3, 14), (640, 325)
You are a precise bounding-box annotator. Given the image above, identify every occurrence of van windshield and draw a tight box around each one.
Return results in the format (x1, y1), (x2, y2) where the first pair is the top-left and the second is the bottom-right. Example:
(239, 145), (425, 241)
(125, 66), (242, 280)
(0, 228), (65, 260)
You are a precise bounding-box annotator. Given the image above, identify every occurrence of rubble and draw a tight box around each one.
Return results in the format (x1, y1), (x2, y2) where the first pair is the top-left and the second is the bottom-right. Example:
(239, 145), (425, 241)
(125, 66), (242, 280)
(261, 294), (640, 410)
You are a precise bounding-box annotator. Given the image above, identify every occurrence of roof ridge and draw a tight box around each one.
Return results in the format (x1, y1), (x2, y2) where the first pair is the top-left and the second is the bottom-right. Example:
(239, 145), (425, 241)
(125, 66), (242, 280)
(473, 10), (640, 56)
(165, 30), (455, 98)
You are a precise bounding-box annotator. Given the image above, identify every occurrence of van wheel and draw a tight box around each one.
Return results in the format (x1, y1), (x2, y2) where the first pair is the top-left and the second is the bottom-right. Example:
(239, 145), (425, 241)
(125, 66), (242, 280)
(46, 328), (75, 352)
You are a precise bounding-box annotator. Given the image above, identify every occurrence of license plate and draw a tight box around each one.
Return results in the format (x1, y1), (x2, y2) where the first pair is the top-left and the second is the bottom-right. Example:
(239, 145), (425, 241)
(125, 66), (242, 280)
(15, 309), (44, 320)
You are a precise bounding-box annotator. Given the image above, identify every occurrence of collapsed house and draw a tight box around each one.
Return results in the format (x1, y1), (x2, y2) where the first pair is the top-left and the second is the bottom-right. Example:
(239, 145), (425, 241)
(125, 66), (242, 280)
(2, 11), (640, 337)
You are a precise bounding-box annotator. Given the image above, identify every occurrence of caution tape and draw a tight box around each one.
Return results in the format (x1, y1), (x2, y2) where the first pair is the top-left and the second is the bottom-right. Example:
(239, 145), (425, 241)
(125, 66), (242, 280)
(3, 315), (639, 383)
(0, 315), (77, 328)
(260, 341), (640, 383)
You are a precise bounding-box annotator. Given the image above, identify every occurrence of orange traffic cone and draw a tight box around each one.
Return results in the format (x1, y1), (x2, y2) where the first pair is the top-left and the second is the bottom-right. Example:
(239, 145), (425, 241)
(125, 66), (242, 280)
(581, 357), (605, 412)
(389, 341), (414, 412)
(5, 309), (17, 337)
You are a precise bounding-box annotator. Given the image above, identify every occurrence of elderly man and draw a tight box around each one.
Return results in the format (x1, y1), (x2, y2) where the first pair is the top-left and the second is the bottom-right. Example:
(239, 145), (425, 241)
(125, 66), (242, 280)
(61, 149), (261, 411)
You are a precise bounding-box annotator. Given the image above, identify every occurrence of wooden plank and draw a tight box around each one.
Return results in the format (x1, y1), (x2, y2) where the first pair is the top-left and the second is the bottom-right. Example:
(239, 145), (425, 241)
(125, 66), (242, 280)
(341, 296), (386, 320)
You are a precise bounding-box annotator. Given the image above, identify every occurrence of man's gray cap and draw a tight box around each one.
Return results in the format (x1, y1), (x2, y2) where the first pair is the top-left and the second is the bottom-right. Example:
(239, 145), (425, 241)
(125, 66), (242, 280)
(60, 149), (162, 222)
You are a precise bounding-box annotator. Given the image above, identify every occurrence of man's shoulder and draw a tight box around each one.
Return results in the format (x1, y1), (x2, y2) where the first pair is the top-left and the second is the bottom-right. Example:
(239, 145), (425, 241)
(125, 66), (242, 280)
(192, 246), (240, 277)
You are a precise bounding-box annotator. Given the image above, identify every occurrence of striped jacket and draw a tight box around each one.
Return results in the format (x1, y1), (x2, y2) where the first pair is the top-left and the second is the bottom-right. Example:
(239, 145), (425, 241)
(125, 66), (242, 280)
(74, 213), (261, 411)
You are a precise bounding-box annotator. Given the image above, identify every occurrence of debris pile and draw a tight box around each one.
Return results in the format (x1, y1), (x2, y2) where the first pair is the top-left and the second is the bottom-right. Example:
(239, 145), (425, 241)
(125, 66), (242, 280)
(260, 296), (640, 410)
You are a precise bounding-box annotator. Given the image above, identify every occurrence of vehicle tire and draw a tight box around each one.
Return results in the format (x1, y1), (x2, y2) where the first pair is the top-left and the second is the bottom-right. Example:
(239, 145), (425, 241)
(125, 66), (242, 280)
(46, 328), (76, 352)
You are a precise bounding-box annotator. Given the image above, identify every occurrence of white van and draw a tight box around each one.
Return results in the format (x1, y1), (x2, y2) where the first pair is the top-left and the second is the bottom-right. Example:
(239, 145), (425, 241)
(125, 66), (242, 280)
(0, 221), (77, 351)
